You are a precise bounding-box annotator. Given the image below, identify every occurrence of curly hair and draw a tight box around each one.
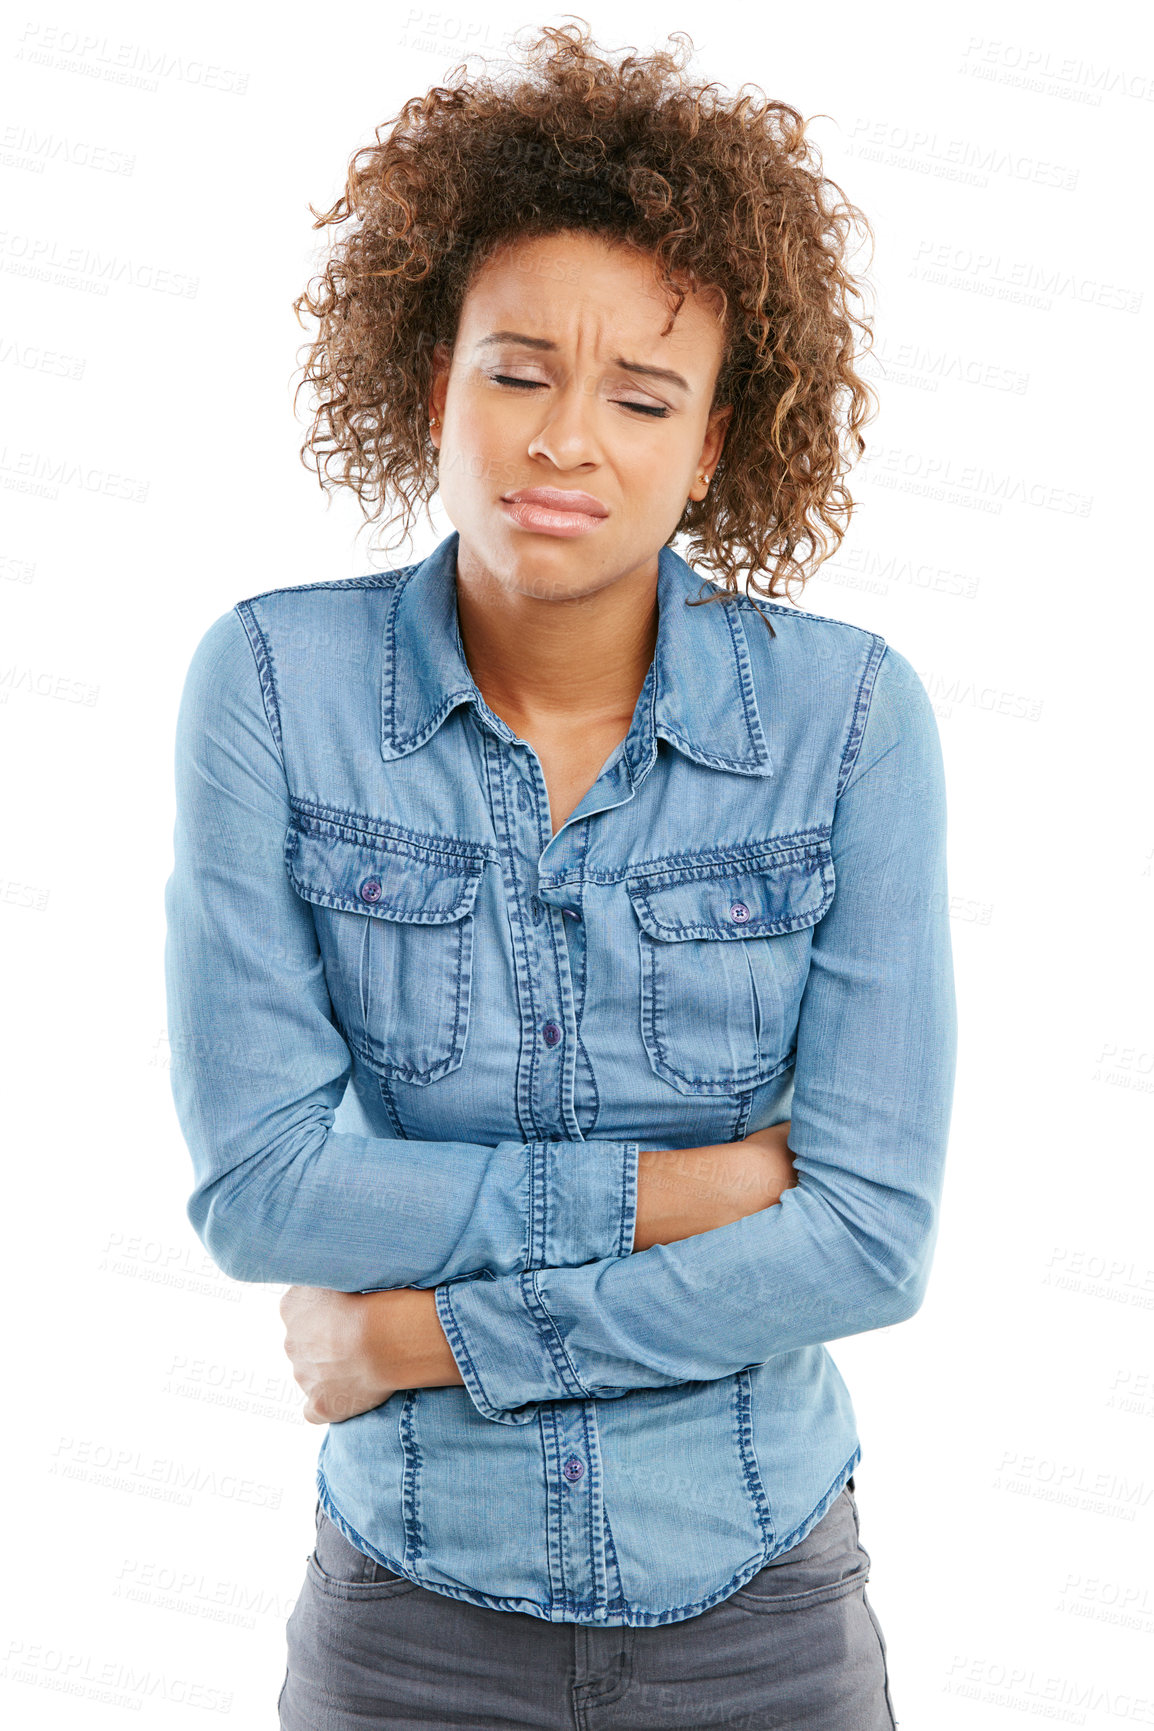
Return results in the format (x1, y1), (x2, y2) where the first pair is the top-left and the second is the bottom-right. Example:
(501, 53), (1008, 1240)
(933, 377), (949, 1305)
(291, 17), (878, 604)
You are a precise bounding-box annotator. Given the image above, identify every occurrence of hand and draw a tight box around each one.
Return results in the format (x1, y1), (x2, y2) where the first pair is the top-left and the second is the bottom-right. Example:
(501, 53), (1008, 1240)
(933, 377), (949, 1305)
(279, 1286), (399, 1424)
(279, 1284), (464, 1424)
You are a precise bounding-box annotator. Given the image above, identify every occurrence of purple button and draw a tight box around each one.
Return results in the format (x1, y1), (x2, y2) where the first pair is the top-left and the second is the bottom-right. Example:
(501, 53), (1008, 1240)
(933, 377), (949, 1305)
(729, 900), (750, 923)
(562, 1455), (585, 1483)
(360, 878), (383, 904)
(542, 1021), (562, 1048)
(562, 907), (582, 920)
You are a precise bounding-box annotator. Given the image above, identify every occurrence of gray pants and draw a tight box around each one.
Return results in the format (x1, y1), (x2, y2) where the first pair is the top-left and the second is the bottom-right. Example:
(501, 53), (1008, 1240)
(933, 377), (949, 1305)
(278, 1480), (897, 1729)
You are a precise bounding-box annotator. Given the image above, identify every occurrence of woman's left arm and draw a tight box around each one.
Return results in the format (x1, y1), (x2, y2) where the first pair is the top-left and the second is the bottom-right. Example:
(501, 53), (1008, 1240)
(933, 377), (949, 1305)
(422, 645), (959, 1424)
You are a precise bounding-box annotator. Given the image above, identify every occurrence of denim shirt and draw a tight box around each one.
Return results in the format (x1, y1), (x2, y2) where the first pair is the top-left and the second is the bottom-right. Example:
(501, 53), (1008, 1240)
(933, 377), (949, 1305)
(164, 527), (956, 1627)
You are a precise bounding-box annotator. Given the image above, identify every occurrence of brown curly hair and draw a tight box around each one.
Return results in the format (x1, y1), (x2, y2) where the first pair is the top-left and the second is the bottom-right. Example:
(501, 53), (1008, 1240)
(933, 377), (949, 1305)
(291, 17), (878, 604)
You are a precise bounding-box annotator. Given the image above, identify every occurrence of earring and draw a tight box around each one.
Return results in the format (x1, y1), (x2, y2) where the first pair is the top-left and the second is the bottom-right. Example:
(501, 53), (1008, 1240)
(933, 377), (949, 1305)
(430, 415), (440, 429)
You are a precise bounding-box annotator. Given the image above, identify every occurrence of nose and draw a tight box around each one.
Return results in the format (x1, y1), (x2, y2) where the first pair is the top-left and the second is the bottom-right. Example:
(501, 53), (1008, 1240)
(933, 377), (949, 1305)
(525, 375), (603, 471)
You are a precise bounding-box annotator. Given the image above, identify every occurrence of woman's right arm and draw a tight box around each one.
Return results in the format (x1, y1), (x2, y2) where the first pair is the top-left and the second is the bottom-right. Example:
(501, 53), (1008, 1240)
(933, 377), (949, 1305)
(165, 607), (786, 1294)
(165, 608), (642, 1292)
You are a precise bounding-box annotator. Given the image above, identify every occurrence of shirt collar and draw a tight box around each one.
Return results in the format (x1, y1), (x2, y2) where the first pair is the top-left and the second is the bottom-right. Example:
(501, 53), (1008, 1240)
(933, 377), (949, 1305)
(379, 527), (774, 779)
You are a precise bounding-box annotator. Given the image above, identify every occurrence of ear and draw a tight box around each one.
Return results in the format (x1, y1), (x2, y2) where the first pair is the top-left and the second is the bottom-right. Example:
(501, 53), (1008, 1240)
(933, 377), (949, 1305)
(688, 403), (733, 502)
(428, 338), (453, 440)
(700, 402), (733, 476)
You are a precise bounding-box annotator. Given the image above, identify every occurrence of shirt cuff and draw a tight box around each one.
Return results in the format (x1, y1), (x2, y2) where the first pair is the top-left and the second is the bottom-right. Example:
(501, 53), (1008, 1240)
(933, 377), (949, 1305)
(435, 1267), (587, 1423)
(437, 1137), (637, 1423)
(528, 1138), (638, 1269)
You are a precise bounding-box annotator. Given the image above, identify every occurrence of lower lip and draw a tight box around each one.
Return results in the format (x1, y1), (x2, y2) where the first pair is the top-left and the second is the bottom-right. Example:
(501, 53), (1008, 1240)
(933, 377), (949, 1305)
(500, 498), (608, 538)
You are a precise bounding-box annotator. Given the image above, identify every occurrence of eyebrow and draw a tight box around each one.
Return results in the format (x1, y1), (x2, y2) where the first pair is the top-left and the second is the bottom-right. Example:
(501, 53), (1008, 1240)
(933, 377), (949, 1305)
(476, 331), (691, 394)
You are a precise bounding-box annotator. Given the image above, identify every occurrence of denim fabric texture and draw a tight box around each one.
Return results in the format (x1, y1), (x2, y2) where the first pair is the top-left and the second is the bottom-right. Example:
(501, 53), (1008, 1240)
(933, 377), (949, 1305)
(164, 527), (956, 1627)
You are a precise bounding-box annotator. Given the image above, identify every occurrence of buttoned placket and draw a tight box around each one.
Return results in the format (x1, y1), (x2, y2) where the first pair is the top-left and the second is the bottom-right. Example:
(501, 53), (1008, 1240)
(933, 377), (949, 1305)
(466, 681), (658, 1619)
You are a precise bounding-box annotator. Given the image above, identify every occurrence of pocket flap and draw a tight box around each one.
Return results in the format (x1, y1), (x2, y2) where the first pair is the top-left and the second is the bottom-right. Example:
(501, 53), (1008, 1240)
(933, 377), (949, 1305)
(627, 837), (833, 940)
(285, 813), (485, 924)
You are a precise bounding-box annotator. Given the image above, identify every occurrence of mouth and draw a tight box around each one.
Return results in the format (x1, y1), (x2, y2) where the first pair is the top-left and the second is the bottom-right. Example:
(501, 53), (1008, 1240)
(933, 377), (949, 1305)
(499, 489), (610, 539)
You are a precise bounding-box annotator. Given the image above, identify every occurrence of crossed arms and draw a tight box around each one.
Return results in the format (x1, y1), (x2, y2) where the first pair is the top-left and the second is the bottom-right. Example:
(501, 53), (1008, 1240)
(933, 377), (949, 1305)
(164, 608), (957, 1425)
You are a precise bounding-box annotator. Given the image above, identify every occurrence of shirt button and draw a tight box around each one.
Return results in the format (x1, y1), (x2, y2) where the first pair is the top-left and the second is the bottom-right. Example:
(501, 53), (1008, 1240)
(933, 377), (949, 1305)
(359, 878), (383, 904)
(562, 1455), (585, 1483)
(542, 1021), (562, 1048)
(729, 900), (750, 923)
(562, 907), (582, 920)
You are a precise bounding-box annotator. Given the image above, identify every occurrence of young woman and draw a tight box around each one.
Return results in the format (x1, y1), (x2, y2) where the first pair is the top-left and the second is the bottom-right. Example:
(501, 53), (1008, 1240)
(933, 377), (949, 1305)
(164, 22), (956, 1729)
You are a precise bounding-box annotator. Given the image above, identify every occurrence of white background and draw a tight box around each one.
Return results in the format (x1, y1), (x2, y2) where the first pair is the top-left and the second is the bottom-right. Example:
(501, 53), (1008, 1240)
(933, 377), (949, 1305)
(2, 0), (1152, 1723)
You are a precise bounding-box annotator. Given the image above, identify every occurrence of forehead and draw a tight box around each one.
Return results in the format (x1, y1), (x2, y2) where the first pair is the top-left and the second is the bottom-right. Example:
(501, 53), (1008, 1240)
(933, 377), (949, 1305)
(458, 231), (726, 363)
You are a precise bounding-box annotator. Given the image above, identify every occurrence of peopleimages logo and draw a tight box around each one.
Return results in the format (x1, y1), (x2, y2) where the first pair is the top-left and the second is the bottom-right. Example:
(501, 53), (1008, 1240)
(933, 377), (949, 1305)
(14, 21), (249, 96)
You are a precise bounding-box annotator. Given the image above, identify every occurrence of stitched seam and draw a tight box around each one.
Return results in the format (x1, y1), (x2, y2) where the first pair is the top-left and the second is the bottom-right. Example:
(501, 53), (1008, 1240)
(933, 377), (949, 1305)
(434, 1285), (506, 1419)
(616, 1142), (639, 1258)
(234, 600), (285, 765)
(762, 1444), (863, 1563)
(375, 1073), (406, 1138)
(652, 725), (770, 772)
(391, 691), (478, 754)
(628, 850), (835, 939)
(382, 567), (480, 756)
(837, 634), (889, 798)
(288, 798), (496, 863)
(579, 1404), (600, 1606)
(631, 845), (829, 886)
(633, 903), (831, 940)
(535, 825), (832, 890)
(520, 1271), (590, 1398)
(238, 568), (414, 606)
(445, 911), (471, 1075)
(285, 877), (479, 924)
(722, 596), (772, 764)
(528, 1140), (546, 1269)
(495, 747), (543, 1144)
(731, 589), (885, 637)
(617, 825), (831, 882)
(734, 1369), (775, 1548)
(315, 1472), (410, 1579)
(600, 1490), (627, 1614)
(638, 914), (827, 939)
(398, 1391), (424, 1570)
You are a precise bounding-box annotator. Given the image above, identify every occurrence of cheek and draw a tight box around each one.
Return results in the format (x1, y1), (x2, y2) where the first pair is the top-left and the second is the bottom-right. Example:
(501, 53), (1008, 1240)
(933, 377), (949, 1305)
(439, 394), (516, 490)
(622, 448), (695, 521)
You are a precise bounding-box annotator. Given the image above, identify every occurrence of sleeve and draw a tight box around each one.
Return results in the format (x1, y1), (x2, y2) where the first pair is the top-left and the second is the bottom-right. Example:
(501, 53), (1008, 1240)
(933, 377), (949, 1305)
(435, 643), (958, 1423)
(163, 606), (638, 1290)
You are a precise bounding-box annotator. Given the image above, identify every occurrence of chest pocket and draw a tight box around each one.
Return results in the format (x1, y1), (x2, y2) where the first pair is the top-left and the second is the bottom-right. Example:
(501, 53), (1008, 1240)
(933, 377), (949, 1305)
(626, 836), (834, 1095)
(285, 812), (486, 1085)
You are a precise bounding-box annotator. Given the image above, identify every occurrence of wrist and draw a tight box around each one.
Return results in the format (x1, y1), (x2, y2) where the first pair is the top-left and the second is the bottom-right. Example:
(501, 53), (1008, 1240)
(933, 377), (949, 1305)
(366, 1288), (463, 1389)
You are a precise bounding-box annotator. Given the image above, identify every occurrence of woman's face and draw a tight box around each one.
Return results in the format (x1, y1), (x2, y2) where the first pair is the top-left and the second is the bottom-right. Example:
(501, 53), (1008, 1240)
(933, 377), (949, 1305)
(430, 230), (732, 602)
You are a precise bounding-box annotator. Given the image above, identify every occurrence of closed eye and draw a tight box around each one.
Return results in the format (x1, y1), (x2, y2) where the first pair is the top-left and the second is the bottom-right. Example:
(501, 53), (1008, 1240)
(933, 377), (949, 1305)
(488, 375), (670, 418)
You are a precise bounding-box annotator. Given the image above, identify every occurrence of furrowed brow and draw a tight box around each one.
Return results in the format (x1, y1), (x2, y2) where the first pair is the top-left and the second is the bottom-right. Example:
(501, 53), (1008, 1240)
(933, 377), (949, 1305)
(477, 332), (690, 394)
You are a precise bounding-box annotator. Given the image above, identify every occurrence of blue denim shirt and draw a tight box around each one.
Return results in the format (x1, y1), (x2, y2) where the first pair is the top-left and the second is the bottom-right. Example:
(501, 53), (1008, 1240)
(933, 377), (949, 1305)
(164, 527), (956, 1627)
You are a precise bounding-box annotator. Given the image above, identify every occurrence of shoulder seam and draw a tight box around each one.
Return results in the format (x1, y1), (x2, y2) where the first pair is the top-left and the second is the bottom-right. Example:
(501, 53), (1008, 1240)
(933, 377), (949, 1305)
(836, 637), (890, 798)
(729, 588), (886, 642)
(235, 566), (417, 608)
(234, 600), (286, 767)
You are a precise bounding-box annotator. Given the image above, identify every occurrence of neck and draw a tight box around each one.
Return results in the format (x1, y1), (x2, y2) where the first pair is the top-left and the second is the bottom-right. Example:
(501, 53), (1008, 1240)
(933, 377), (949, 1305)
(454, 551), (660, 736)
